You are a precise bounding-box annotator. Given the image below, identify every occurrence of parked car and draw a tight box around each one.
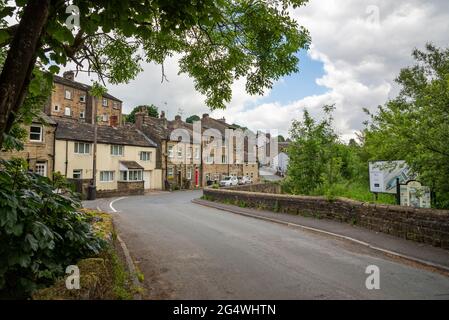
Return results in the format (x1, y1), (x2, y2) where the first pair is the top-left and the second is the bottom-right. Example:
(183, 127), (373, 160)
(239, 175), (253, 185)
(219, 176), (239, 187)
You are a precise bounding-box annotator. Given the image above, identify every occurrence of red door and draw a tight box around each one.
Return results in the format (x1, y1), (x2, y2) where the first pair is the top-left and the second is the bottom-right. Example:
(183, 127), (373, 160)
(195, 168), (199, 187)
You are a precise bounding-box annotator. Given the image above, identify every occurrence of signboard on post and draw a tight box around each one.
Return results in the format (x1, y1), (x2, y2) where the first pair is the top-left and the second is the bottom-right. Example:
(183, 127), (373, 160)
(369, 161), (413, 194)
(400, 180), (431, 208)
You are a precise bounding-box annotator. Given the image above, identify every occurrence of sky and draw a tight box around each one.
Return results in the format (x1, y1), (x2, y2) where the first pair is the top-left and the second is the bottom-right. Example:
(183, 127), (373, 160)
(65, 0), (449, 141)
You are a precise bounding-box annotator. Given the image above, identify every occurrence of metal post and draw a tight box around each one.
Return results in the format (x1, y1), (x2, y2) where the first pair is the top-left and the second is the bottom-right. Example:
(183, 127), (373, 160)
(396, 177), (401, 205)
(88, 95), (98, 200)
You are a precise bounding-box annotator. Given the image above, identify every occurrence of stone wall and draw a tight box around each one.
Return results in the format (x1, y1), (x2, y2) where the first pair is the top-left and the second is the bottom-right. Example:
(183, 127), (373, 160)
(228, 183), (282, 194)
(96, 181), (145, 198)
(204, 185), (449, 249)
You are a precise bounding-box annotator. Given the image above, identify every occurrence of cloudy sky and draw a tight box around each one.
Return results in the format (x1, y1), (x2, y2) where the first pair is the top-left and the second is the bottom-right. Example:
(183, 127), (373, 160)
(67, 0), (449, 141)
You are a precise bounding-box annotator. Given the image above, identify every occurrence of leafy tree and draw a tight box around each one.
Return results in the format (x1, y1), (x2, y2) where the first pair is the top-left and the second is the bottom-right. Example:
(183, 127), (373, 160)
(126, 104), (159, 123)
(0, 159), (104, 298)
(363, 44), (449, 208)
(277, 135), (286, 142)
(186, 115), (200, 124)
(0, 0), (310, 147)
(284, 105), (341, 195)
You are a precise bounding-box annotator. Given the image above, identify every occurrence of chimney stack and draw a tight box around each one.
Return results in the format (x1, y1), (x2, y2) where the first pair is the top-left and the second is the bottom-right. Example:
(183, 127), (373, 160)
(202, 113), (209, 119)
(175, 115), (181, 121)
(63, 70), (75, 81)
(160, 111), (165, 119)
(218, 117), (226, 123)
(135, 111), (145, 130)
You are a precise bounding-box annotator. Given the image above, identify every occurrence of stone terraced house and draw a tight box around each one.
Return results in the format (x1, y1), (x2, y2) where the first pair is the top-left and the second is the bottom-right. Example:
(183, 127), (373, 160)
(0, 112), (56, 178)
(53, 118), (162, 198)
(45, 71), (123, 127)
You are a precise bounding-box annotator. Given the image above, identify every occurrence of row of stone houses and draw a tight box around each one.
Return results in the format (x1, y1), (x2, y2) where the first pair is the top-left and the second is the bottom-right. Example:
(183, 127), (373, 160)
(0, 71), (259, 197)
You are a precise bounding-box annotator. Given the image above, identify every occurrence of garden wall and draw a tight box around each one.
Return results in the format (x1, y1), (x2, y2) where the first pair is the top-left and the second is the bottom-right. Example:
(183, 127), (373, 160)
(204, 184), (449, 249)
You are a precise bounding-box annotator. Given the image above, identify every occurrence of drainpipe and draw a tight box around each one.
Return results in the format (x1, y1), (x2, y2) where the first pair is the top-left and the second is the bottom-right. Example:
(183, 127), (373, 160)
(64, 140), (68, 177)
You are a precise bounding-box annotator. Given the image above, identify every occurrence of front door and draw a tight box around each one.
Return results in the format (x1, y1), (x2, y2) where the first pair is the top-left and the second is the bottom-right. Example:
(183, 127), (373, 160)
(143, 171), (151, 189)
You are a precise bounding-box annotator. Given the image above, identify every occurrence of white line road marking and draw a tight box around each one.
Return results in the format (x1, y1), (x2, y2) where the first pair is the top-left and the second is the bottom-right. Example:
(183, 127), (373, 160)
(109, 197), (127, 213)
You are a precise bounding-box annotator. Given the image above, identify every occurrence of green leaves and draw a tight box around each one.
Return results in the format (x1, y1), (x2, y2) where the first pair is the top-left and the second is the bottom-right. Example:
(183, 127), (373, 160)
(0, 159), (105, 298)
(364, 44), (449, 208)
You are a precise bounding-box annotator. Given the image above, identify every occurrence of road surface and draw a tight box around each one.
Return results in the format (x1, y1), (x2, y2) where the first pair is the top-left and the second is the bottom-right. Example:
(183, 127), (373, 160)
(89, 191), (449, 299)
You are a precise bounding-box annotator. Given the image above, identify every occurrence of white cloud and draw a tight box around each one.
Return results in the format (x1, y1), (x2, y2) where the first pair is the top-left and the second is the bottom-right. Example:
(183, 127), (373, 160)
(214, 0), (449, 140)
(63, 0), (449, 141)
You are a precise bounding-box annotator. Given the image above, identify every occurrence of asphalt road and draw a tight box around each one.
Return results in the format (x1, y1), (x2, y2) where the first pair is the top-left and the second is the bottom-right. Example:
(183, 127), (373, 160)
(97, 191), (449, 299)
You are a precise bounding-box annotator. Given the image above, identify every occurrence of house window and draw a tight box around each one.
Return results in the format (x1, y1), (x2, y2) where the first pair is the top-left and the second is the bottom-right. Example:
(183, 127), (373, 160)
(222, 155), (227, 164)
(187, 147), (192, 158)
(35, 162), (47, 177)
(102, 114), (109, 122)
(102, 98), (108, 107)
(195, 147), (200, 159)
(187, 168), (192, 180)
(167, 167), (174, 178)
(111, 145), (124, 156)
(168, 146), (174, 158)
(79, 95), (86, 103)
(65, 107), (71, 116)
(54, 105), (59, 112)
(80, 110), (85, 119)
(177, 145), (182, 158)
(65, 89), (72, 100)
(100, 171), (115, 182)
(29, 125), (43, 142)
(113, 102), (120, 109)
(73, 169), (82, 179)
(120, 170), (142, 181)
(140, 151), (152, 161)
(74, 142), (91, 154)
(205, 173), (210, 182)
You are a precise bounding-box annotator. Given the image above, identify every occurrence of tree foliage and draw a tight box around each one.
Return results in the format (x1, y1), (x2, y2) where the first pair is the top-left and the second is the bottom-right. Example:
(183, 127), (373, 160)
(186, 114), (200, 124)
(0, 0), (310, 146)
(363, 44), (449, 208)
(284, 105), (340, 195)
(0, 159), (105, 298)
(126, 104), (159, 123)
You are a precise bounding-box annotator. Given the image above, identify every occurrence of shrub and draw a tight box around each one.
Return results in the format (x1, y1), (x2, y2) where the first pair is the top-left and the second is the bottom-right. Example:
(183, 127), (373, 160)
(0, 159), (105, 298)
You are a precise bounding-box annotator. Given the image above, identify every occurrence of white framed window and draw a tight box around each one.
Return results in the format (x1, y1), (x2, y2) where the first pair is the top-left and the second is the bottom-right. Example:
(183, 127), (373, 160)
(80, 110), (85, 119)
(65, 89), (72, 100)
(102, 114), (109, 122)
(167, 167), (174, 178)
(168, 146), (174, 158)
(79, 95), (86, 103)
(74, 142), (91, 154)
(54, 105), (59, 112)
(29, 125), (43, 142)
(205, 174), (210, 181)
(120, 170), (142, 181)
(187, 147), (192, 158)
(102, 98), (108, 107)
(113, 102), (120, 109)
(100, 171), (115, 182)
(111, 145), (124, 156)
(73, 169), (82, 179)
(140, 151), (152, 161)
(177, 145), (182, 158)
(187, 169), (192, 180)
(195, 147), (200, 159)
(35, 162), (47, 177)
(64, 107), (71, 116)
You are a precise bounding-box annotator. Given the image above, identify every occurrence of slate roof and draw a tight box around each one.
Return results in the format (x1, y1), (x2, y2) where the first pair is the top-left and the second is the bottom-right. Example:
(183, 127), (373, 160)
(32, 112), (57, 126)
(120, 161), (144, 169)
(54, 117), (157, 147)
(53, 75), (122, 102)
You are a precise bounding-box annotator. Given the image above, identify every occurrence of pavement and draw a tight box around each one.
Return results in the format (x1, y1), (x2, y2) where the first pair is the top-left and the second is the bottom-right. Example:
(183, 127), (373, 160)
(83, 190), (449, 300)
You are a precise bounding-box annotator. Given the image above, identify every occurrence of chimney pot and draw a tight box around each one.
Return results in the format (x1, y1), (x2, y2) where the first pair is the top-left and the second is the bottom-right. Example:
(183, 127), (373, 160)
(160, 111), (165, 119)
(63, 70), (75, 81)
